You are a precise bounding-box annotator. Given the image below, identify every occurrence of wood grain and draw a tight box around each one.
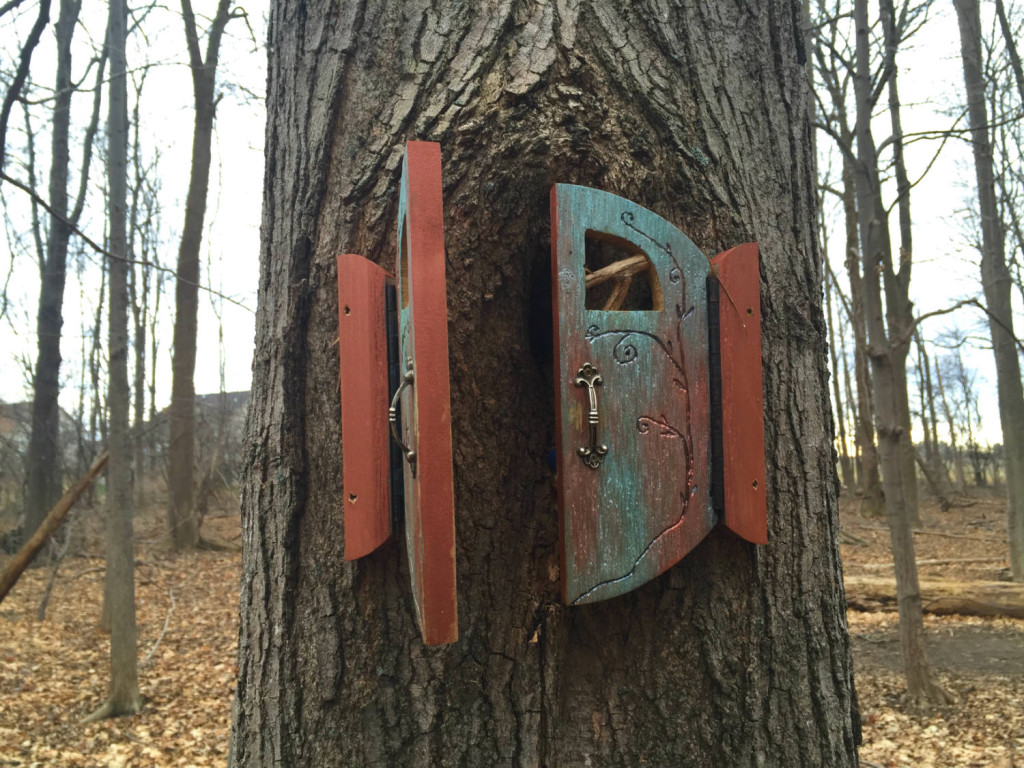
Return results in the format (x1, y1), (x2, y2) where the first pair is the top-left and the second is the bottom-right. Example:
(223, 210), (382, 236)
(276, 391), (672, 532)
(336, 253), (393, 560)
(395, 142), (458, 645)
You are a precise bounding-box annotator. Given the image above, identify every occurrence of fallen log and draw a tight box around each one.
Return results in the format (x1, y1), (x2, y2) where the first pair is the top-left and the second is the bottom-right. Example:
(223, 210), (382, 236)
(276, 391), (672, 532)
(844, 574), (1024, 619)
(846, 523), (1003, 543)
(0, 451), (108, 604)
(858, 557), (1006, 570)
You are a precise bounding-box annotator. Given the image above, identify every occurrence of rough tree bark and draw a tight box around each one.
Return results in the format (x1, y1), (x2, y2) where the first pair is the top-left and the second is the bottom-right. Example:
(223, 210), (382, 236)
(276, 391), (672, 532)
(24, 0), (83, 542)
(230, 3), (859, 766)
(86, 0), (140, 721)
(953, 0), (1024, 583)
(167, 0), (233, 550)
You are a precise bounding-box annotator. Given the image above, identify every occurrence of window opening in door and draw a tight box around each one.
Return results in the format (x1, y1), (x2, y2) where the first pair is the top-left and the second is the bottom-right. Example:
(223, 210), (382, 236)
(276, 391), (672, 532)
(584, 231), (662, 311)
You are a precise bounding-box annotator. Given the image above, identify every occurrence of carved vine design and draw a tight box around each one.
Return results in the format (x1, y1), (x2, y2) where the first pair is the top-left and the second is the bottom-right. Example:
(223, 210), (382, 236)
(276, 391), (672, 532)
(637, 415), (682, 438)
(621, 210), (683, 285)
(573, 254), (701, 604)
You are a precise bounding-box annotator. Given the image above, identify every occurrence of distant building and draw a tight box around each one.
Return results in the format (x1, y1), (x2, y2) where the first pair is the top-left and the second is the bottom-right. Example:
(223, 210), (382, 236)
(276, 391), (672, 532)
(0, 401), (80, 515)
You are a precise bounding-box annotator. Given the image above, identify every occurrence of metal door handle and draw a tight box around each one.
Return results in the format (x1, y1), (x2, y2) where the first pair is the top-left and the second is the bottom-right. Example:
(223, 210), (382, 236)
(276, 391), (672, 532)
(575, 362), (607, 469)
(389, 357), (417, 477)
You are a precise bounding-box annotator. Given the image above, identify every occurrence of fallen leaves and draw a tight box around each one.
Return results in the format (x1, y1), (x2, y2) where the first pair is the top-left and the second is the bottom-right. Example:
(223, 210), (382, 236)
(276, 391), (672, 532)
(0, 510), (239, 768)
(843, 489), (1024, 768)
(0, 491), (1021, 766)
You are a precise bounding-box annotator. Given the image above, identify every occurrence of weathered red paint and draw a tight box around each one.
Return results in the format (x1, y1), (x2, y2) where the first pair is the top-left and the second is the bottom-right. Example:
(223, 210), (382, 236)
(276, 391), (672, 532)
(551, 184), (714, 605)
(337, 253), (393, 560)
(395, 142), (458, 644)
(712, 243), (768, 544)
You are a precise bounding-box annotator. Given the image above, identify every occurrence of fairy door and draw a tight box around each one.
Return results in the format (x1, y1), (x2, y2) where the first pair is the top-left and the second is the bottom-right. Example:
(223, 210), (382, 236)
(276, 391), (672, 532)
(551, 185), (716, 605)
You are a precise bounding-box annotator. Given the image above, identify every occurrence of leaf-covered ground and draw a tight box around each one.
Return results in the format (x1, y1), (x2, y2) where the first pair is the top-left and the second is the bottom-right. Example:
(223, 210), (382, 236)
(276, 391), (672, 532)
(0, 508), (240, 768)
(842, 488), (1024, 768)
(1, 489), (1021, 767)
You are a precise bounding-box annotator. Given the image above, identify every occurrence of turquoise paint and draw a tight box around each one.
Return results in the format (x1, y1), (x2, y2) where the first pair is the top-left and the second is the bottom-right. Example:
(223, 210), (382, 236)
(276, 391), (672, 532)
(552, 185), (714, 605)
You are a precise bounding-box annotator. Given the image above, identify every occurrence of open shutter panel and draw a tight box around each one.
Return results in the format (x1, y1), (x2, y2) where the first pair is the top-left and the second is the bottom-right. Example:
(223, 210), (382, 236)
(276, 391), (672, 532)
(337, 253), (393, 560)
(711, 243), (767, 545)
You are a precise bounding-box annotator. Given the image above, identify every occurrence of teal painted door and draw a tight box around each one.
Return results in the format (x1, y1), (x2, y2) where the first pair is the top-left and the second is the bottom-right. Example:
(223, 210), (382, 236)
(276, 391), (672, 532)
(551, 185), (715, 605)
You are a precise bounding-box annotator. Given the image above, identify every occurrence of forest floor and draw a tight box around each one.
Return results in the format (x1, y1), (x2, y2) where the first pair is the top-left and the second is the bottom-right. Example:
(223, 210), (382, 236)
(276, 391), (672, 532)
(0, 487), (1021, 767)
(841, 486), (1024, 768)
(0, 496), (241, 768)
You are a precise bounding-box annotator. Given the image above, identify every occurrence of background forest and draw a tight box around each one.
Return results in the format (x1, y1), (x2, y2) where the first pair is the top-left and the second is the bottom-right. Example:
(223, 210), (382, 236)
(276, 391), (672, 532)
(0, 0), (1022, 765)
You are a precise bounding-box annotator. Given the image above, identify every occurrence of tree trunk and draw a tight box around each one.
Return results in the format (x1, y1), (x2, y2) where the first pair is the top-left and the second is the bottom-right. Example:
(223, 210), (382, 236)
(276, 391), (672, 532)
(129, 90), (149, 509)
(852, 0), (947, 705)
(87, 0), (140, 721)
(953, 0), (1024, 583)
(168, 0), (232, 551)
(23, 0), (82, 542)
(935, 359), (967, 492)
(995, 0), (1024, 105)
(0, 0), (50, 172)
(914, 331), (945, 495)
(826, 261), (854, 489)
(844, 575), (1024, 619)
(0, 451), (107, 605)
(841, 319), (860, 486)
(841, 148), (882, 512)
(230, 2), (859, 766)
(879, 0), (919, 525)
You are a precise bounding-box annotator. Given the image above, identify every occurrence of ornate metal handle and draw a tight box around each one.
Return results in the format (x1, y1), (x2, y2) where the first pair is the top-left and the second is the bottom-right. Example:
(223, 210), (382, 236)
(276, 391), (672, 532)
(575, 362), (608, 469)
(389, 357), (417, 477)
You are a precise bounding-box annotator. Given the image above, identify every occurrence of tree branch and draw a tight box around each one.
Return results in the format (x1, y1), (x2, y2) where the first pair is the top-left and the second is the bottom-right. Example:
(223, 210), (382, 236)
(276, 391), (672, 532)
(907, 298), (1024, 356)
(0, 170), (254, 312)
(0, 0), (29, 18)
(995, 0), (1024, 106)
(0, 0), (52, 171)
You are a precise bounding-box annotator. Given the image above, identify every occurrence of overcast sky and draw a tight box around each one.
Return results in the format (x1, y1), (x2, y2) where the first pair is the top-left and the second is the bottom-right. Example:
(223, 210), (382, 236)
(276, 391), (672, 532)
(1, 0), (266, 413)
(1, 1), (1019, 445)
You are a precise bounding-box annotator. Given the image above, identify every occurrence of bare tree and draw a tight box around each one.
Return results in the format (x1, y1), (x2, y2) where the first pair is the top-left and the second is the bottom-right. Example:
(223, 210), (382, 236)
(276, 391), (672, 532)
(850, 0), (949, 704)
(126, 68), (160, 509)
(823, 206), (855, 489)
(812, 3), (884, 513)
(24, 0), (106, 542)
(913, 330), (946, 495)
(953, 0), (1024, 581)
(167, 0), (233, 550)
(85, 0), (140, 722)
(879, 0), (927, 521)
(0, 0), (50, 172)
(935, 351), (968, 491)
(942, 349), (985, 486)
